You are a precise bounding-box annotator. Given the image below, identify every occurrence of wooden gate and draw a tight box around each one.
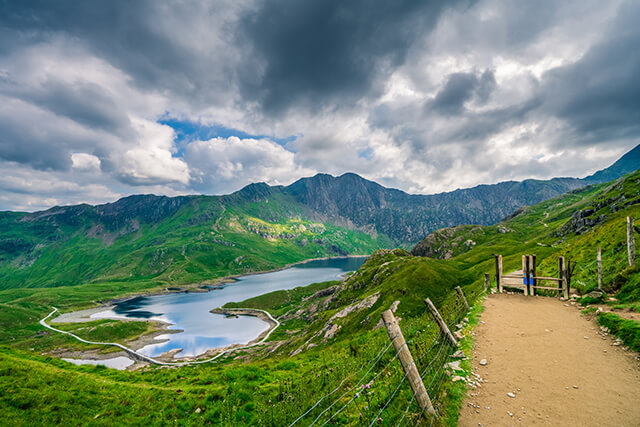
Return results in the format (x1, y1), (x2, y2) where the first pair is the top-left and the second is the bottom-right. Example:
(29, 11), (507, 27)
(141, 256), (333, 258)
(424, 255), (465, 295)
(494, 254), (570, 299)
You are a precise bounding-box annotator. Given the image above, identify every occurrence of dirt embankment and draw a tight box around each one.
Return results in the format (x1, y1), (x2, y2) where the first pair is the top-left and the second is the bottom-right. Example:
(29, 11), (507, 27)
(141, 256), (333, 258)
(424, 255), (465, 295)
(459, 294), (640, 426)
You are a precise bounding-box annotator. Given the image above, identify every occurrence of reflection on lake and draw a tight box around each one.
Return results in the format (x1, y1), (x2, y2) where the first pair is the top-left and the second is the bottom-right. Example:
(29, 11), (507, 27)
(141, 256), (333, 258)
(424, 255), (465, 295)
(91, 257), (365, 358)
(62, 356), (134, 370)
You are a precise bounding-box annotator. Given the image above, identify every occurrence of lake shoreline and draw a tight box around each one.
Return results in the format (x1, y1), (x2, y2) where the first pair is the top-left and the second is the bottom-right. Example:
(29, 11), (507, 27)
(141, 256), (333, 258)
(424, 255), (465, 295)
(55, 254), (370, 319)
(48, 255), (367, 362)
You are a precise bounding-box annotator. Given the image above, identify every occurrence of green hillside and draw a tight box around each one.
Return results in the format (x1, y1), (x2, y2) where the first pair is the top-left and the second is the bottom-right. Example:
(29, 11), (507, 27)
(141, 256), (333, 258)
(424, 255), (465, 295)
(0, 191), (388, 291)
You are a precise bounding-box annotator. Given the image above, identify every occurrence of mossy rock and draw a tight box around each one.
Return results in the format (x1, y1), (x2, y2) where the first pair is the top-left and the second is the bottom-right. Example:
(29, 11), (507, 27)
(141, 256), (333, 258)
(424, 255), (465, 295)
(580, 290), (606, 306)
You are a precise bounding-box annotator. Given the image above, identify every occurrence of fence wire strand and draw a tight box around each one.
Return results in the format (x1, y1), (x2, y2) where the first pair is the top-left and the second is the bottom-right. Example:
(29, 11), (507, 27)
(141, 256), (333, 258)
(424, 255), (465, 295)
(287, 285), (474, 427)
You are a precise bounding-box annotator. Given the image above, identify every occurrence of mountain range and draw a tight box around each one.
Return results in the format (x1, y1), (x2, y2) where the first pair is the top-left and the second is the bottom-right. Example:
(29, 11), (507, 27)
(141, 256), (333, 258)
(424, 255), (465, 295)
(0, 144), (638, 289)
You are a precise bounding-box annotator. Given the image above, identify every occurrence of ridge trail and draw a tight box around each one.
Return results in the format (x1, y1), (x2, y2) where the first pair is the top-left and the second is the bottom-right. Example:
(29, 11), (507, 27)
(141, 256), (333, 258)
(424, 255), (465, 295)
(459, 294), (640, 426)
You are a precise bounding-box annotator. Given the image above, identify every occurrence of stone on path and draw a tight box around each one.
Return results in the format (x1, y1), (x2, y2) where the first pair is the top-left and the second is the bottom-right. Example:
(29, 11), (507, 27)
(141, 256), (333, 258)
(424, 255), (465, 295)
(507, 392), (516, 398)
(479, 359), (487, 366)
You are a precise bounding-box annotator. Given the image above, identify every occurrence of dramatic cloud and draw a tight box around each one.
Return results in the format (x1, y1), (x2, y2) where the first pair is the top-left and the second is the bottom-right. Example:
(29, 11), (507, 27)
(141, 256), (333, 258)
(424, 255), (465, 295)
(185, 136), (313, 194)
(236, 0), (467, 115)
(0, 0), (638, 211)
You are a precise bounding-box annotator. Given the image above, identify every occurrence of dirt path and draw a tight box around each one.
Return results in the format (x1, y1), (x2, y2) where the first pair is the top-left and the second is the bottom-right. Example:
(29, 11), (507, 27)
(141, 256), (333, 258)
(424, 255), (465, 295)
(459, 294), (640, 426)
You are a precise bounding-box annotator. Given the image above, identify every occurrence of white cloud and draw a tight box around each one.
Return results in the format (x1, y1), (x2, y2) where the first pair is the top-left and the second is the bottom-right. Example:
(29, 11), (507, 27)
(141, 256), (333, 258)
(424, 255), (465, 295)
(115, 119), (190, 185)
(0, 0), (637, 211)
(71, 153), (101, 171)
(185, 136), (314, 194)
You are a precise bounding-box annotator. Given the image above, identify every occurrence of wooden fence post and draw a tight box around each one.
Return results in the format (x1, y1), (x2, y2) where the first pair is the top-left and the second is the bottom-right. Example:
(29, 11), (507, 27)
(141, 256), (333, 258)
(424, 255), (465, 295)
(558, 256), (564, 297)
(455, 286), (469, 311)
(531, 254), (537, 296)
(484, 273), (490, 292)
(597, 247), (602, 290)
(628, 217), (636, 267)
(521, 255), (526, 295)
(424, 298), (457, 348)
(560, 257), (569, 299)
(495, 255), (503, 293)
(524, 255), (530, 296)
(381, 310), (434, 417)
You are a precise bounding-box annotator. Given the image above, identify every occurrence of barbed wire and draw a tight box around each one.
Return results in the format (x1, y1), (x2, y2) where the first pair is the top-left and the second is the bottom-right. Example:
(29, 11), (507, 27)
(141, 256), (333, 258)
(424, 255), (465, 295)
(303, 341), (399, 426)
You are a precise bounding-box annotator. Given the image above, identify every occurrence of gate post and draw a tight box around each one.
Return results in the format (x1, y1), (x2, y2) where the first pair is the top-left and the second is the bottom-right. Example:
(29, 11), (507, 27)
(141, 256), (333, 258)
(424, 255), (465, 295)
(597, 247), (602, 290)
(531, 254), (537, 296)
(495, 255), (503, 293)
(628, 217), (636, 267)
(524, 255), (530, 296)
(484, 273), (490, 292)
(557, 256), (564, 297)
(560, 256), (569, 299)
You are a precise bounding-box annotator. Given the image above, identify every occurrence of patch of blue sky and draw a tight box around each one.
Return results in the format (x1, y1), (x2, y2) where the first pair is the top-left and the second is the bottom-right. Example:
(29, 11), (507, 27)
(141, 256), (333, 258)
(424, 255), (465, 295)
(159, 117), (298, 156)
(358, 147), (374, 161)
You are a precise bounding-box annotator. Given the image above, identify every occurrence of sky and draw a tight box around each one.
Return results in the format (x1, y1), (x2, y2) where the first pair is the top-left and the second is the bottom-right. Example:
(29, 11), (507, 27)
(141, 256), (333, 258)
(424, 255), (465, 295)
(0, 0), (639, 211)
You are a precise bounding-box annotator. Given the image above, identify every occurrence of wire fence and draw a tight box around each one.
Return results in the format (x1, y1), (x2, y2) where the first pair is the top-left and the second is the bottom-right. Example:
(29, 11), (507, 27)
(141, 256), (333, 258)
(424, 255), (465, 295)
(572, 243), (627, 291)
(284, 286), (475, 427)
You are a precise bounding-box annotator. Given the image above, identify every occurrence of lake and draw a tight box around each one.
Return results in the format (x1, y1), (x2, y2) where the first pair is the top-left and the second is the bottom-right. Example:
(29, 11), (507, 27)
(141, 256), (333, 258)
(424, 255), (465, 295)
(91, 257), (366, 358)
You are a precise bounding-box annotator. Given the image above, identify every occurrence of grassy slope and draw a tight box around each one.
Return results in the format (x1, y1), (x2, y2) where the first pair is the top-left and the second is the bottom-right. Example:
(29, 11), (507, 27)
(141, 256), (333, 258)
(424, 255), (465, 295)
(0, 193), (389, 290)
(1, 171), (639, 425)
(1, 249), (475, 426)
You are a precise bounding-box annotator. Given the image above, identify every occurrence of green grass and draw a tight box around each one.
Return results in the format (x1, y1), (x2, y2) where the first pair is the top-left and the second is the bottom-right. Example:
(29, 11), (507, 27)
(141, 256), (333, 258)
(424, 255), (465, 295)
(0, 194), (389, 291)
(439, 298), (484, 427)
(597, 312), (640, 352)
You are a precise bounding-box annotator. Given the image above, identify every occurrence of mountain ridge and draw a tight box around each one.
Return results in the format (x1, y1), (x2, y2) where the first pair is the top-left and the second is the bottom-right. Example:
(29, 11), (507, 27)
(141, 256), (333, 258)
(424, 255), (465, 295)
(0, 144), (637, 288)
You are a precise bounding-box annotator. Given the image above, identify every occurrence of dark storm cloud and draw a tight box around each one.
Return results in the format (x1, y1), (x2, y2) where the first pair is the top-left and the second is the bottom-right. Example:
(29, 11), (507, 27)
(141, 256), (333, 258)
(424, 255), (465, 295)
(540, 1), (640, 144)
(0, 0), (238, 106)
(15, 78), (133, 136)
(0, 107), (74, 170)
(237, 0), (474, 116)
(427, 69), (496, 115)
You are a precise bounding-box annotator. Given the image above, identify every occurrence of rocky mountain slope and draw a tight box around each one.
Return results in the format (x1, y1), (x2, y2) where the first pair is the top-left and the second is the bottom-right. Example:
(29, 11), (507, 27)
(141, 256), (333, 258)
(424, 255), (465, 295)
(284, 144), (639, 242)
